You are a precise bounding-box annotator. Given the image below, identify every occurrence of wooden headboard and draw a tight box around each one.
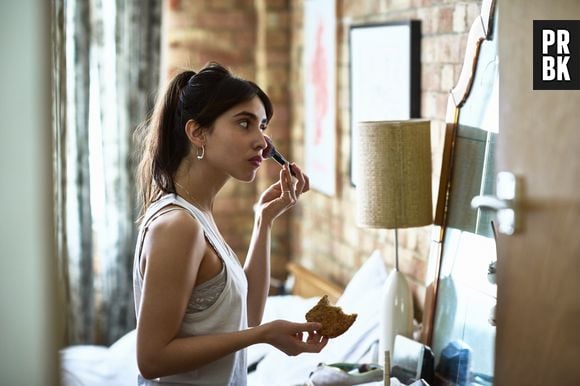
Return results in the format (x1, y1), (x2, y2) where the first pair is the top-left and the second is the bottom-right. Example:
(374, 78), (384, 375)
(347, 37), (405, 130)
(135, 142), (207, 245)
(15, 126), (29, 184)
(286, 262), (343, 304)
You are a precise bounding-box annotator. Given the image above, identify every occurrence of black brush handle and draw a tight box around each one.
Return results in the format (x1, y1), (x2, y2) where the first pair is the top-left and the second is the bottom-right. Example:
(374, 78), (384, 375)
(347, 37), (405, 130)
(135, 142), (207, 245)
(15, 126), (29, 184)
(271, 151), (296, 177)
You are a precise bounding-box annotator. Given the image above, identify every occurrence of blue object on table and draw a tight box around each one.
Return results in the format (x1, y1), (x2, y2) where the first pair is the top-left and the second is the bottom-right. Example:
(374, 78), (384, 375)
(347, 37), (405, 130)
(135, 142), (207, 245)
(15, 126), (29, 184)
(436, 340), (472, 386)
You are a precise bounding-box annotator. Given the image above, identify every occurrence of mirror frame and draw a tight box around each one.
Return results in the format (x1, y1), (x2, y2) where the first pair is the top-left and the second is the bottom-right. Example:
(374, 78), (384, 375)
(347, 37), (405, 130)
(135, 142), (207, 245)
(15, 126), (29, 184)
(421, 0), (497, 346)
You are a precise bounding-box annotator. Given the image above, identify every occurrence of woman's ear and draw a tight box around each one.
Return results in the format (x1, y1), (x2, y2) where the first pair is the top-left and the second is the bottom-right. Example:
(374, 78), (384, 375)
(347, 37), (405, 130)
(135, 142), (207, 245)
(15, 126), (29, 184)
(184, 119), (205, 147)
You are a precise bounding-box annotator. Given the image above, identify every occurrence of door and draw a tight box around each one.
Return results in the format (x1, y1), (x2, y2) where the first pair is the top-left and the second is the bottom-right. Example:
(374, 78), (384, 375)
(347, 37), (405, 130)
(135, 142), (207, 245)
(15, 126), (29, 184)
(496, 1), (580, 385)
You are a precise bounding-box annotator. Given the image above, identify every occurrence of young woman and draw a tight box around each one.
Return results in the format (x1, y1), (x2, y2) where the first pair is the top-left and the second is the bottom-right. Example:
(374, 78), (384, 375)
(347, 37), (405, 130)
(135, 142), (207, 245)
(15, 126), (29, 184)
(133, 62), (327, 385)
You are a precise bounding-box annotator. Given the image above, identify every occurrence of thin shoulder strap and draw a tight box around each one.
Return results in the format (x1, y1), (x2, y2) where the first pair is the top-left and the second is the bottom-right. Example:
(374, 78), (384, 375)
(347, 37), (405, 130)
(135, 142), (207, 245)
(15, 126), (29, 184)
(139, 194), (236, 266)
(135, 206), (186, 267)
(170, 195), (237, 265)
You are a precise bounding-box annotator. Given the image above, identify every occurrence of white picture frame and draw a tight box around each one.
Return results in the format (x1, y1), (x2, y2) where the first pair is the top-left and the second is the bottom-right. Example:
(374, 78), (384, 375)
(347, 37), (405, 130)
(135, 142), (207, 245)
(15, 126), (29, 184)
(349, 21), (421, 186)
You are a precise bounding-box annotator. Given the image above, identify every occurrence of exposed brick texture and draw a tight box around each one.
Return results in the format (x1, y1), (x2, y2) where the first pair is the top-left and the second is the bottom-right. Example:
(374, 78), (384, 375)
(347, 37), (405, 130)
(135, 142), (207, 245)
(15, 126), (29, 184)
(163, 0), (482, 315)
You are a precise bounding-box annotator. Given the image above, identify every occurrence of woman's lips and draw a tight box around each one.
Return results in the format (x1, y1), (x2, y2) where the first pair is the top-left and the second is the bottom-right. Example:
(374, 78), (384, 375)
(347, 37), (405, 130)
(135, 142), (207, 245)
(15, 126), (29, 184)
(248, 156), (262, 167)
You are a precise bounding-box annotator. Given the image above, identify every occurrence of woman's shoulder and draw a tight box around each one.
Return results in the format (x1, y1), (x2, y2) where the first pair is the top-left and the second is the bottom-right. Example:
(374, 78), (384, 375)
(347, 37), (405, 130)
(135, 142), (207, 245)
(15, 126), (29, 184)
(146, 205), (205, 249)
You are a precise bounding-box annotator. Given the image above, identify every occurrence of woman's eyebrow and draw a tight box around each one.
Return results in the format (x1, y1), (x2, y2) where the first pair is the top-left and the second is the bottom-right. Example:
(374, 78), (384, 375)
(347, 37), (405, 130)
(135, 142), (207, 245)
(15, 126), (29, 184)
(232, 111), (257, 120)
(232, 111), (268, 124)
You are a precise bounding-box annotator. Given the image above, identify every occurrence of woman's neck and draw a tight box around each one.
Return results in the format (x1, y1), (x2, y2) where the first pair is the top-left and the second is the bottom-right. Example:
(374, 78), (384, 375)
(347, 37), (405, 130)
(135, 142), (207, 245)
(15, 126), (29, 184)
(173, 160), (227, 213)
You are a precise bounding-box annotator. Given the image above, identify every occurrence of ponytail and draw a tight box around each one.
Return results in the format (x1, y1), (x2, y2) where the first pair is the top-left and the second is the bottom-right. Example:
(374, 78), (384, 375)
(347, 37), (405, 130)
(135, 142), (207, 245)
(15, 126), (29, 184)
(136, 70), (195, 220)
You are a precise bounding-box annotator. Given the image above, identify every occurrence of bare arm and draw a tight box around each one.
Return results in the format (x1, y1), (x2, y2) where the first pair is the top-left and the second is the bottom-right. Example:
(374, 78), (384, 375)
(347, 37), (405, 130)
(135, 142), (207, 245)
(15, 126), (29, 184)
(136, 209), (323, 380)
(244, 163), (309, 326)
(140, 319), (325, 379)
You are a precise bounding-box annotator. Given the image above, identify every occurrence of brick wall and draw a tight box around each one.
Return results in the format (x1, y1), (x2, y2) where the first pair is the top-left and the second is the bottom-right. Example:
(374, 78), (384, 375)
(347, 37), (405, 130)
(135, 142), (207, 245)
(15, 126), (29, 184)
(163, 0), (482, 317)
(290, 0), (481, 320)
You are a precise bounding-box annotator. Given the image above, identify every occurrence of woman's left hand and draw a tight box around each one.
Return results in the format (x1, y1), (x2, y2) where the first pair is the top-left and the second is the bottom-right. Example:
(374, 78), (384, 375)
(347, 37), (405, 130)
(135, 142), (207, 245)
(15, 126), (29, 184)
(255, 163), (309, 226)
(259, 319), (328, 356)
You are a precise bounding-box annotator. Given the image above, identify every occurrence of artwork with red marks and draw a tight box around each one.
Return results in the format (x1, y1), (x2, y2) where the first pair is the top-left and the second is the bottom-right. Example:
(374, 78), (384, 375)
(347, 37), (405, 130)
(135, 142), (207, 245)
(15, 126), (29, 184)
(304, 0), (336, 196)
(310, 21), (328, 146)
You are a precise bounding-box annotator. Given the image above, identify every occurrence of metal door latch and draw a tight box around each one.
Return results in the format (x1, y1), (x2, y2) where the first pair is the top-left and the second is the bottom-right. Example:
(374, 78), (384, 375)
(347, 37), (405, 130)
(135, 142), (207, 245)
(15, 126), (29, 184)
(471, 171), (519, 235)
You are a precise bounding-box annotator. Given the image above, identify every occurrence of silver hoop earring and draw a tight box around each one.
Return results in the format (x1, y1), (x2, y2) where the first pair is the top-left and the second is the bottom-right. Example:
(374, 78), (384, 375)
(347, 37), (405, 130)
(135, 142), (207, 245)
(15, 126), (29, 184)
(196, 145), (205, 160)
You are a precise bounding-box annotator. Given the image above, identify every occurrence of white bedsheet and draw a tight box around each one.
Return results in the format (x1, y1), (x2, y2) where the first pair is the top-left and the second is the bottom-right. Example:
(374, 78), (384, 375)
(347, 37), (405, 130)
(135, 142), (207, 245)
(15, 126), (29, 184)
(60, 330), (138, 386)
(60, 251), (389, 386)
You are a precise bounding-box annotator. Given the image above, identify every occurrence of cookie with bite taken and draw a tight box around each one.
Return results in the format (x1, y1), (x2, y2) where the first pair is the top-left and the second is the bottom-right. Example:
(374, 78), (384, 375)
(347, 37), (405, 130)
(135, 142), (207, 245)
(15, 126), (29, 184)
(305, 295), (357, 338)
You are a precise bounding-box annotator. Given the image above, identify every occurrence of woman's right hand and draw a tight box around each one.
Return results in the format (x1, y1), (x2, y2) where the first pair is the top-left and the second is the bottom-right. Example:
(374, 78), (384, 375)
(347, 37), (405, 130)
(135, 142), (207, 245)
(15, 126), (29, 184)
(254, 162), (309, 227)
(259, 319), (328, 356)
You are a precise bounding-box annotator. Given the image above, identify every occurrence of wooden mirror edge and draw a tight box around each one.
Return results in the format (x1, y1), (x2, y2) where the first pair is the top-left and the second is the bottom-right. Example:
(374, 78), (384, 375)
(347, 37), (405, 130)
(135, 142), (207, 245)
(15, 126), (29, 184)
(433, 98), (460, 227)
(420, 0), (497, 346)
(451, 0), (496, 107)
(420, 225), (444, 345)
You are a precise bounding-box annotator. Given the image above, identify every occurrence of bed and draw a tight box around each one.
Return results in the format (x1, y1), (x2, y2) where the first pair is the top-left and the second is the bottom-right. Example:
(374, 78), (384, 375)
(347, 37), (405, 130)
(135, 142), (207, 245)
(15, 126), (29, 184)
(60, 250), (389, 386)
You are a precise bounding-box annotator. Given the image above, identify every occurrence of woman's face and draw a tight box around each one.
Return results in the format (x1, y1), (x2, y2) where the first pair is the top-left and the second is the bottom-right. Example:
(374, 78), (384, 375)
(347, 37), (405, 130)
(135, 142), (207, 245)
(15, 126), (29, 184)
(204, 96), (268, 182)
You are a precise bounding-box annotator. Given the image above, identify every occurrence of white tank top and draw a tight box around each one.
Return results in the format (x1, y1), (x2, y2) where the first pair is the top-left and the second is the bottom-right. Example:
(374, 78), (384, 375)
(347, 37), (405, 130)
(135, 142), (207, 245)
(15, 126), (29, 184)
(133, 194), (248, 386)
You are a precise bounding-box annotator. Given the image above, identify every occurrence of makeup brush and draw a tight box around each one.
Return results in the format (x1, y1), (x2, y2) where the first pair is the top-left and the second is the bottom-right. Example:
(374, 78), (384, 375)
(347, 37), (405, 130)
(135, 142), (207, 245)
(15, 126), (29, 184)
(263, 136), (296, 176)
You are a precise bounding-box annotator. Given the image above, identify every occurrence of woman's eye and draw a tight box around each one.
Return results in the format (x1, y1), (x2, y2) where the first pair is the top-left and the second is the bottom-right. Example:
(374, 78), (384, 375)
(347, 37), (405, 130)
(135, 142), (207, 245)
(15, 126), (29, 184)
(239, 120), (249, 128)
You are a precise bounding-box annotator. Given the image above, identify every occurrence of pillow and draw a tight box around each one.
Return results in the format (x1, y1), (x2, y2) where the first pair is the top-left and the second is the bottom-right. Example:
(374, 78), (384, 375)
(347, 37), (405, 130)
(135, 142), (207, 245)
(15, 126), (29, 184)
(337, 249), (388, 311)
(330, 249), (387, 361)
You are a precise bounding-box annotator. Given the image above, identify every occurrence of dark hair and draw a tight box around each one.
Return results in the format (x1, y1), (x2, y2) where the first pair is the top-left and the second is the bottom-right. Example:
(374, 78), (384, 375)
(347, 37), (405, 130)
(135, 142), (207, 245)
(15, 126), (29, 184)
(136, 62), (273, 218)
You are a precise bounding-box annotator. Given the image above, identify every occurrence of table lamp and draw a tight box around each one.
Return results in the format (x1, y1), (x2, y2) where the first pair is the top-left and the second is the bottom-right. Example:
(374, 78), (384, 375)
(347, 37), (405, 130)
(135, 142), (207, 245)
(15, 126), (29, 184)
(355, 119), (433, 363)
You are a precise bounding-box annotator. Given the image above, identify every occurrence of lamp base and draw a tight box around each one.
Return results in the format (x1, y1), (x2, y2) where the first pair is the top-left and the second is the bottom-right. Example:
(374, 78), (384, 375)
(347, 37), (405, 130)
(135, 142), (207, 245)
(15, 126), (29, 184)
(379, 269), (414, 365)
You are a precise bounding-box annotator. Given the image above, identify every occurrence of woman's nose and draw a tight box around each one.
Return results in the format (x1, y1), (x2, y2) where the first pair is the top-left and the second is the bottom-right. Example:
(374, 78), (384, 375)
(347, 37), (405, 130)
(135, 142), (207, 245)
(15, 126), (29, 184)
(256, 132), (268, 151)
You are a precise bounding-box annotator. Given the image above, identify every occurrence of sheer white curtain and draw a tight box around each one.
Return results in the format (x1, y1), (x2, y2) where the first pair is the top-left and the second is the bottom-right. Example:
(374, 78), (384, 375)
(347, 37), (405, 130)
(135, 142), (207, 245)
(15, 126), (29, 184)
(54, 0), (161, 345)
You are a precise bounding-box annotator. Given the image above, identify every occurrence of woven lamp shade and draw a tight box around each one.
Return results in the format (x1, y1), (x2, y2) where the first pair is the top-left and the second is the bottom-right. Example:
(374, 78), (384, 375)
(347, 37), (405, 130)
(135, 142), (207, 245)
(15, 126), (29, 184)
(356, 119), (433, 229)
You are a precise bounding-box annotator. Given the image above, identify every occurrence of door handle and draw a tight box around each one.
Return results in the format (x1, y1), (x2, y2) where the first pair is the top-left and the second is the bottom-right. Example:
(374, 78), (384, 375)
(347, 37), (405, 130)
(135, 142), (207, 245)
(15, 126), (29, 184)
(470, 196), (509, 211)
(471, 171), (519, 235)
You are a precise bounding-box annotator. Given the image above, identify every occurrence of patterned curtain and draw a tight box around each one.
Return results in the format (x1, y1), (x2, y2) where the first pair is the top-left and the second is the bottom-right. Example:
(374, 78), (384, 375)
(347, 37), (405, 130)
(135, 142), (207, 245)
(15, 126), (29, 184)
(54, 0), (161, 345)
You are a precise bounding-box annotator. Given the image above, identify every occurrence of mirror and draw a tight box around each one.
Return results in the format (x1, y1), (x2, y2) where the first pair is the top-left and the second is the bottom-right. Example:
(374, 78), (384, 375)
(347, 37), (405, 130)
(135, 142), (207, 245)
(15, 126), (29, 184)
(424, 0), (498, 385)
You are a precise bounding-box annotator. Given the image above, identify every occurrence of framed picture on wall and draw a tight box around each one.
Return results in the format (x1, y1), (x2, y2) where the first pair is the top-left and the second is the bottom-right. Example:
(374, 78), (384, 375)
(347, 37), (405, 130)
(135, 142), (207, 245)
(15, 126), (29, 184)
(349, 21), (421, 186)
(304, 0), (337, 196)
